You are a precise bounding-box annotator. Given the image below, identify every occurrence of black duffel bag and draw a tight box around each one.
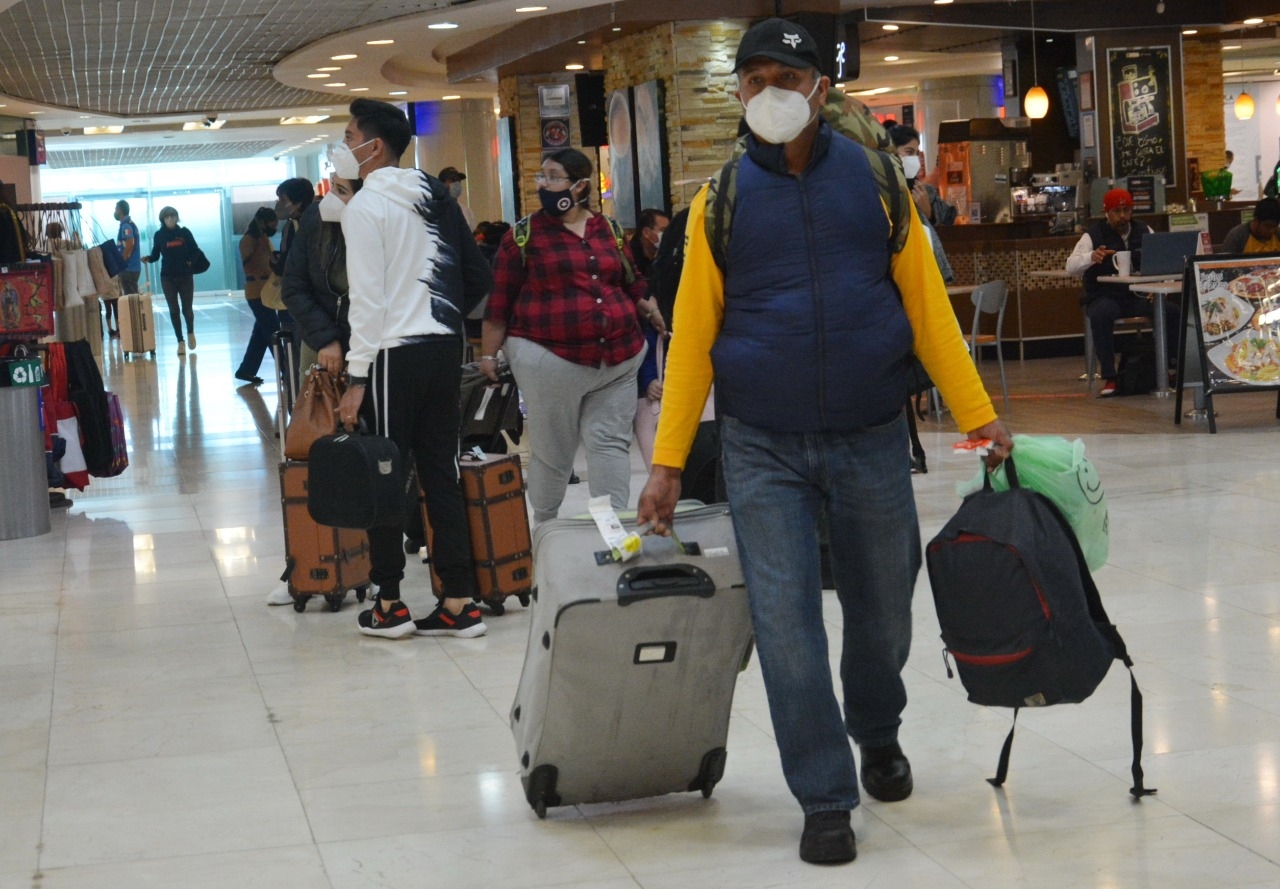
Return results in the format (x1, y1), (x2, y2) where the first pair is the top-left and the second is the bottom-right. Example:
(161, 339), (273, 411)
(307, 427), (407, 529)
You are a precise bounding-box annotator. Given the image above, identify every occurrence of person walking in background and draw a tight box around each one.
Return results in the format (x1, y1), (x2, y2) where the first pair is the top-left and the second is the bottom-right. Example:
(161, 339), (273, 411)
(106, 199), (141, 336)
(629, 208), (670, 279)
(332, 98), (493, 639)
(141, 206), (199, 355)
(273, 177), (315, 380)
(482, 148), (664, 524)
(637, 18), (1011, 866)
(234, 207), (281, 385)
(438, 167), (476, 231)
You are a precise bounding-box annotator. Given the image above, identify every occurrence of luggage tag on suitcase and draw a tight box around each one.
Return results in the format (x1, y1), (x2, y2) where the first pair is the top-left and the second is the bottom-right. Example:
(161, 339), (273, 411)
(588, 496), (700, 565)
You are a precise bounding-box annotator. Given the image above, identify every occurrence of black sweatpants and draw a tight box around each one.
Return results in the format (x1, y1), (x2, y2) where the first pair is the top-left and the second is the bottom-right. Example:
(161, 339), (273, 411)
(360, 338), (476, 603)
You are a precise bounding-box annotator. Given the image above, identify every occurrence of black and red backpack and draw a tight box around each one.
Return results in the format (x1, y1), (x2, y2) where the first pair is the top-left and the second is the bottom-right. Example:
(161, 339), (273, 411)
(925, 456), (1155, 799)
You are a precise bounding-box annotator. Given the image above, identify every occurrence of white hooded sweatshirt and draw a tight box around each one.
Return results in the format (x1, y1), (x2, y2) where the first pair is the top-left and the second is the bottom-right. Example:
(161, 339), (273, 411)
(341, 166), (490, 378)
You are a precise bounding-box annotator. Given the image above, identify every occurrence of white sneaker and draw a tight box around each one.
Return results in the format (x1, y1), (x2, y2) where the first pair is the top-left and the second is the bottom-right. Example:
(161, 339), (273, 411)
(188, 333), (197, 349)
(265, 584), (293, 606)
(177, 341), (186, 356)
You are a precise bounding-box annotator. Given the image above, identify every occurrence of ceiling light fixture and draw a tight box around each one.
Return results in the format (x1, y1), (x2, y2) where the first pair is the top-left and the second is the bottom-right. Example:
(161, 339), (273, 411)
(307, 74), (329, 79)
(515, 6), (547, 12)
(84, 126), (123, 135)
(565, 64), (584, 70)
(281, 115), (330, 125)
(883, 24), (899, 31)
(389, 91), (408, 96)
(350, 87), (370, 92)
(317, 66), (341, 72)
(331, 54), (358, 61)
(442, 95), (461, 100)
(1244, 18), (1264, 25)
(1156, 1), (1165, 12)
(367, 38), (396, 44)
(1182, 29), (1198, 35)
(1024, 0), (1050, 119)
(1235, 49), (1255, 119)
(325, 82), (347, 88)
(427, 23), (457, 30)
(885, 55), (899, 62)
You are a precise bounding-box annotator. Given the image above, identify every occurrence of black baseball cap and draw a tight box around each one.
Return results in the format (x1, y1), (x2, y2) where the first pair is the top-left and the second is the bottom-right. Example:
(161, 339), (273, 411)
(438, 166), (466, 182)
(733, 18), (823, 76)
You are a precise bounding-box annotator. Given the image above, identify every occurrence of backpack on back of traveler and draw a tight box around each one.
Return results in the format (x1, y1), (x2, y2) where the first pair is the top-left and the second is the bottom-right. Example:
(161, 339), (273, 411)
(925, 455), (1155, 798)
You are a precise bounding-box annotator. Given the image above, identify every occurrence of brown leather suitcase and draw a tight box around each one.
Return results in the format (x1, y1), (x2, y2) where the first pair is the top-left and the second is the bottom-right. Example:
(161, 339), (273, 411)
(279, 461), (372, 612)
(420, 452), (533, 615)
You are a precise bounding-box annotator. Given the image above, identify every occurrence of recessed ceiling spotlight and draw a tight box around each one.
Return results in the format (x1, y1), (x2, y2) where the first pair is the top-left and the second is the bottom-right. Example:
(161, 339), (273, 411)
(515, 6), (547, 12)
(1244, 18), (1265, 25)
(565, 63), (585, 70)
(884, 55), (899, 62)
(367, 38), (395, 44)
(331, 54), (358, 61)
(427, 23), (457, 30)
(882, 24), (899, 31)
(442, 95), (461, 100)
(389, 90), (408, 96)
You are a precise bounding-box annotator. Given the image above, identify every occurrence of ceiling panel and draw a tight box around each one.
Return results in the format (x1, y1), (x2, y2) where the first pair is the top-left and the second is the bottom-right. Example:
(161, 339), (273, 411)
(46, 140), (284, 168)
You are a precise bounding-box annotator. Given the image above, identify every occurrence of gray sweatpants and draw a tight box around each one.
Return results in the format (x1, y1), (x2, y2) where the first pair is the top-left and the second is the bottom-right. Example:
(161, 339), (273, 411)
(504, 336), (644, 524)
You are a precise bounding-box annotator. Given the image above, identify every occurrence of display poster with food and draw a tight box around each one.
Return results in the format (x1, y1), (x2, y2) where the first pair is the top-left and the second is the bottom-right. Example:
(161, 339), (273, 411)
(1191, 256), (1280, 389)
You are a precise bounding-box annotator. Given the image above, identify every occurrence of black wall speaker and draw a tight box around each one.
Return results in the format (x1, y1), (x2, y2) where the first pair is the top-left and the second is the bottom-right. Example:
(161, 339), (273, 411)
(575, 73), (608, 147)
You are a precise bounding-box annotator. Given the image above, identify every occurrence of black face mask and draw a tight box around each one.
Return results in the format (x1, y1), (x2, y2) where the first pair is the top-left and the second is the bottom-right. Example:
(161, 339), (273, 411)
(539, 187), (577, 217)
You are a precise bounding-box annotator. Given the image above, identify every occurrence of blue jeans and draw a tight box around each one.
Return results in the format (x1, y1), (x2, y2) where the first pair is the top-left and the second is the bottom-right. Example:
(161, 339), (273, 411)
(720, 413), (920, 814)
(236, 297), (283, 378)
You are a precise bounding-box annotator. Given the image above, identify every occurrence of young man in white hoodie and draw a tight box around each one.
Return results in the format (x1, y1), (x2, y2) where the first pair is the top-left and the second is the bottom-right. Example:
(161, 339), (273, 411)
(334, 98), (494, 639)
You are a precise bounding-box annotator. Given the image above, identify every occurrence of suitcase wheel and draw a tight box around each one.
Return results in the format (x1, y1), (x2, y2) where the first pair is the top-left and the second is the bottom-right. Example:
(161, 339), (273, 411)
(355, 585), (369, 603)
(483, 598), (505, 617)
(534, 799), (547, 820)
(325, 594), (345, 612)
(518, 593), (531, 608)
(292, 596), (308, 613)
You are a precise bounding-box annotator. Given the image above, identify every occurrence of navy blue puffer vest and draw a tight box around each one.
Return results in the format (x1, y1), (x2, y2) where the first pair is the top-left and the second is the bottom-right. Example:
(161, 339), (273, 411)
(711, 125), (914, 433)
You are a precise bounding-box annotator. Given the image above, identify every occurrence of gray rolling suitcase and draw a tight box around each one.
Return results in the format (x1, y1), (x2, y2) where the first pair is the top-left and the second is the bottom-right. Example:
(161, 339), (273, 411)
(510, 502), (752, 818)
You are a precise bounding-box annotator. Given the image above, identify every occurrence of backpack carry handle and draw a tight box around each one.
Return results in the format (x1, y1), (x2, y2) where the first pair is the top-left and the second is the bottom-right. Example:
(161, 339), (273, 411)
(981, 453), (1019, 491)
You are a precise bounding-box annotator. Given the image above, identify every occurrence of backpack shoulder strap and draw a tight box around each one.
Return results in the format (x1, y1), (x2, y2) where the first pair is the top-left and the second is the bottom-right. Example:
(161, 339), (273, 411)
(866, 145), (911, 255)
(512, 214), (534, 265)
(706, 155), (741, 273)
(601, 214), (636, 285)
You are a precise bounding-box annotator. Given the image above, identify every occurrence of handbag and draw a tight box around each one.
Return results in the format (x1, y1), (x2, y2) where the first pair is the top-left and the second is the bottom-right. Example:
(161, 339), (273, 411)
(98, 238), (125, 277)
(284, 367), (344, 460)
(307, 425), (408, 529)
(259, 271), (286, 310)
(186, 233), (211, 275)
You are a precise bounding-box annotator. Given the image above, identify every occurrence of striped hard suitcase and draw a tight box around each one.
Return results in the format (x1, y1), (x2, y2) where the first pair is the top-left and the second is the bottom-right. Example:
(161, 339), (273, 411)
(510, 502), (752, 817)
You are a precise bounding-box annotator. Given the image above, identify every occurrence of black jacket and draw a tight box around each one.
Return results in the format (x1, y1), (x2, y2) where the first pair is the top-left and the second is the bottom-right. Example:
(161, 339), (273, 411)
(1081, 219), (1151, 306)
(282, 204), (349, 352)
(146, 225), (198, 279)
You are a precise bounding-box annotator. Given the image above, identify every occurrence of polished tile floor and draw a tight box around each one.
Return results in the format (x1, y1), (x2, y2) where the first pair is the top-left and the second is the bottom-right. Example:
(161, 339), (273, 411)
(4, 297), (1280, 888)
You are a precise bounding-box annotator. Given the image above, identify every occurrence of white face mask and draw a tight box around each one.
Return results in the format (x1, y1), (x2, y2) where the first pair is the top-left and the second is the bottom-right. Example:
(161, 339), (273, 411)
(742, 80), (820, 145)
(900, 155), (921, 180)
(448, 181), (463, 199)
(318, 191), (346, 223)
(329, 139), (374, 179)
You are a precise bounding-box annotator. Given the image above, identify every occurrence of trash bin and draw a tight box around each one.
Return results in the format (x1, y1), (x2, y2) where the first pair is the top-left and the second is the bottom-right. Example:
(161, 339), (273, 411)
(0, 356), (51, 540)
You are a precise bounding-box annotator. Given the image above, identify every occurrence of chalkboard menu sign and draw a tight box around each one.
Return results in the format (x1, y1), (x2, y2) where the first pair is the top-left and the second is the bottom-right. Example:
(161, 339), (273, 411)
(1175, 254), (1280, 432)
(1127, 175), (1156, 213)
(1107, 47), (1175, 186)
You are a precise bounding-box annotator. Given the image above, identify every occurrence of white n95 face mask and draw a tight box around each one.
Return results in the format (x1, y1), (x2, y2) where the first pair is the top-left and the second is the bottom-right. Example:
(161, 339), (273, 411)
(742, 80), (820, 145)
(900, 155), (922, 181)
(318, 191), (346, 222)
(329, 140), (373, 179)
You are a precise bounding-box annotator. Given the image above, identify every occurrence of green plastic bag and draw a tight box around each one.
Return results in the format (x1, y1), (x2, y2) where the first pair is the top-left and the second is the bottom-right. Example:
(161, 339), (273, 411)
(957, 434), (1108, 571)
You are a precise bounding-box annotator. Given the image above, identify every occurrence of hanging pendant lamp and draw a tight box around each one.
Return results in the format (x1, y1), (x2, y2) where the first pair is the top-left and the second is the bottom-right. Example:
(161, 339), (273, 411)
(1024, 0), (1048, 119)
(1236, 90), (1255, 120)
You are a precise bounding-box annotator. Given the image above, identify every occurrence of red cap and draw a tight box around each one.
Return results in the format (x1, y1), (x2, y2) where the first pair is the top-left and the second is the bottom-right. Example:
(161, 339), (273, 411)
(1103, 188), (1134, 211)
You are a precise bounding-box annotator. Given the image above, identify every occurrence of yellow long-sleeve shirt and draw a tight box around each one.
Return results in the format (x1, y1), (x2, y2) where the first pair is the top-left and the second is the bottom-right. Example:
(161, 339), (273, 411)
(651, 184), (998, 470)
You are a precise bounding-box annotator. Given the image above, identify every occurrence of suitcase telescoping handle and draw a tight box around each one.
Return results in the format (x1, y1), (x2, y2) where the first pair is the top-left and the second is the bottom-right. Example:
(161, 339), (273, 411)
(615, 564), (715, 605)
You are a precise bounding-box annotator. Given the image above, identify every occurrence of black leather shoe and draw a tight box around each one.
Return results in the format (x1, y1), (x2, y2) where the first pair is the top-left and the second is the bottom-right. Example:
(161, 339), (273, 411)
(799, 810), (856, 864)
(859, 741), (914, 802)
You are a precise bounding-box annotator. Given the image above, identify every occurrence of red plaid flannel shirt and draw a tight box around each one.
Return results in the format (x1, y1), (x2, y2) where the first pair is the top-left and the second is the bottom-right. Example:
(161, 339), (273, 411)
(488, 211), (648, 367)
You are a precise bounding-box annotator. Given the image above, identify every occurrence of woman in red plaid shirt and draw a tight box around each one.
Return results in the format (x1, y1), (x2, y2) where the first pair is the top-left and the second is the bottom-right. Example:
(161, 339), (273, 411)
(482, 148), (665, 524)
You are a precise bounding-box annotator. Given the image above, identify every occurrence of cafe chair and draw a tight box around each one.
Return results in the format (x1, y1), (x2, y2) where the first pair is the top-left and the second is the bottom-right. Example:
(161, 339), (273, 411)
(963, 280), (1009, 411)
(1082, 309), (1152, 388)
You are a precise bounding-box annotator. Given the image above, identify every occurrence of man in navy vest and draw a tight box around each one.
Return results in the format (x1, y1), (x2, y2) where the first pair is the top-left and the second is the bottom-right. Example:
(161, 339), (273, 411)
(638, 18), (1011, 867)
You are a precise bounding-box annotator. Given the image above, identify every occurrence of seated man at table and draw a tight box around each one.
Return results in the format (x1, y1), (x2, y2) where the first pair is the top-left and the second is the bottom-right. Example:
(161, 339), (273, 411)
(1220, 198), (1280, 254)
(1065, 188), (1174, 397)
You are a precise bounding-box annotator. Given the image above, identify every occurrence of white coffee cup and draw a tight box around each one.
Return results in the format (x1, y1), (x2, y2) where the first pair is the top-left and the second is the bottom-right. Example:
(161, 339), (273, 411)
(1114, 250), (1132, 277)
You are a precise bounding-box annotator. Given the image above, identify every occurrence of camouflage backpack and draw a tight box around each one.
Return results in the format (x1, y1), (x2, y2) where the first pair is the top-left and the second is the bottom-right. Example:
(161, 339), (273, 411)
(705, 88), (912, 271)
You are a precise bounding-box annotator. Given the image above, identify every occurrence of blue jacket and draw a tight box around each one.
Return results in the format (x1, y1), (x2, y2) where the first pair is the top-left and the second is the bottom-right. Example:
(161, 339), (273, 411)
(710, 124), (915, 433)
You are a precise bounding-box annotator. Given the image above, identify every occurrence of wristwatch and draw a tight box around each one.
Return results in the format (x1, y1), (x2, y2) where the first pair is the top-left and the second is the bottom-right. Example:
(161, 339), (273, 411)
(348, 374), (369, 386)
